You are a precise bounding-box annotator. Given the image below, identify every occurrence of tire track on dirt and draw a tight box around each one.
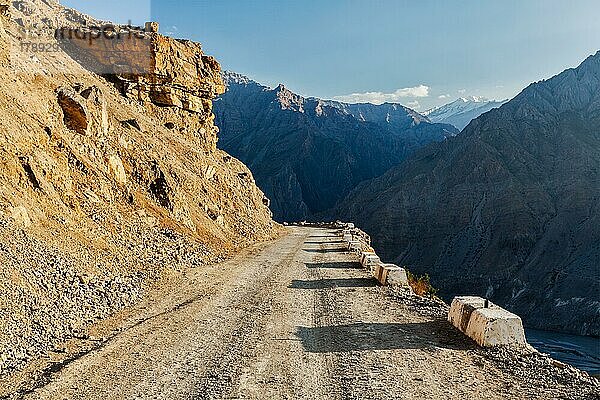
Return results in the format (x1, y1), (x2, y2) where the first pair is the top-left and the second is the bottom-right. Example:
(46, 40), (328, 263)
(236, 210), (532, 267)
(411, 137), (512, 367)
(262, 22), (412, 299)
(190, 230), (309, 399)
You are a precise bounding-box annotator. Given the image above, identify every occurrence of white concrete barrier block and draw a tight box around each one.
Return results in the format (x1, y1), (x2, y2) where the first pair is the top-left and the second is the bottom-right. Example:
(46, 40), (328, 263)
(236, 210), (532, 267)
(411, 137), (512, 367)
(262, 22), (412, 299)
(359, 251), (376, 265)
(373, 263), (384, 283)
(362, 255), (381, 272)
(448, 296), (526, 347)
(386, 265), (409, 286)
(448, 296), (487, 333)
(465, 307), (527, 347)
(360, 253), (379, 267)
(350, 240), (368, 253)
(348, 240), (361, 250)
(373, 264), (409, 286)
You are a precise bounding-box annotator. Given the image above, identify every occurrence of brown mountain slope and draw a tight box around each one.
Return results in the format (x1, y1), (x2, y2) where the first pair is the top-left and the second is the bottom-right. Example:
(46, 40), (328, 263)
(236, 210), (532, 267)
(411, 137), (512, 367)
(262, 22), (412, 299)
(0, 0), (276, 380)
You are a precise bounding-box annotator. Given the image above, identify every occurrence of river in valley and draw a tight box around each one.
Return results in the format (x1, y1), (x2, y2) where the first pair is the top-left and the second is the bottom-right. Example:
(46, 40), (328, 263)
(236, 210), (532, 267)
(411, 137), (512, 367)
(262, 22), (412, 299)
(526, 329), (600, 376)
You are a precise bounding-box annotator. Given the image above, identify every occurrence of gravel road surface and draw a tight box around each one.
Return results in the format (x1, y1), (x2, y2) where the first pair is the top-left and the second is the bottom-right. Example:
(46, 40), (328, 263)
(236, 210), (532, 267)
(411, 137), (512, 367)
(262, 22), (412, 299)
(20, 228), (599, 399)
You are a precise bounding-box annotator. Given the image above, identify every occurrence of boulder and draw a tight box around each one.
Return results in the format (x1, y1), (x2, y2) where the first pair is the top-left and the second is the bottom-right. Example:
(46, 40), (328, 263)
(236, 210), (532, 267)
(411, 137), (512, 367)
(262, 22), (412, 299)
(262, 196), (271, 207)
(203, 165), (217, 180)
(57, 87), (88, 135)
(144, 21), (159, 33)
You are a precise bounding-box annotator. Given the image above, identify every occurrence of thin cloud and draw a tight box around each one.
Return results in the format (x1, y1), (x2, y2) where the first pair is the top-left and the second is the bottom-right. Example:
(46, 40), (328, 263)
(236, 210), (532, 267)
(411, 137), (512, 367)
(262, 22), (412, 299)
(406, 100), (420, 109)
(458, 89), (467, 94)
(438, 94), (450, 99)
(332, 85), (430, 105)
(165, 25), (179, 35)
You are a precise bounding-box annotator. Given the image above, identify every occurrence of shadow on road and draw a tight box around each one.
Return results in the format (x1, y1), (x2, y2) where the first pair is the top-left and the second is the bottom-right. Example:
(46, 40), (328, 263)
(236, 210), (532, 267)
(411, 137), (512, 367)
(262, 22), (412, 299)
(303, 248), (345, 253)
(289, 278), (377, 289)
(304, 240), (344, 245)
(305, 262), (362, 270)
(295, 321), (474, 353)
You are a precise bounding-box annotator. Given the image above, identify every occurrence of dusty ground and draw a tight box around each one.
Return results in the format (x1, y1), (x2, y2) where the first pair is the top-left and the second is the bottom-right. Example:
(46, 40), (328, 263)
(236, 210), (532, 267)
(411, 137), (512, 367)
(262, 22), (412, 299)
(7, 227), (599, 399)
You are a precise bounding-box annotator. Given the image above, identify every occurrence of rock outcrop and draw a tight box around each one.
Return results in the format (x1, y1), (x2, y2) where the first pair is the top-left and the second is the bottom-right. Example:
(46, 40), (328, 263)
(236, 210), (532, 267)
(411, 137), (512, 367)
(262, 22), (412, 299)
(338, 51), (600, 336)
(214, 72), (458, 221)
(57, 85), (108, 136)
(0, 0), (276, 383)
(58, 24), (225, 115)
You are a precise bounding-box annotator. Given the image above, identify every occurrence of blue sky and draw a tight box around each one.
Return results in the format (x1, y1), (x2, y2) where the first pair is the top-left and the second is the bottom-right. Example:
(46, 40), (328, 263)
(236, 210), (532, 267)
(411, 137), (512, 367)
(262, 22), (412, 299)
(63, 0), (600, 110)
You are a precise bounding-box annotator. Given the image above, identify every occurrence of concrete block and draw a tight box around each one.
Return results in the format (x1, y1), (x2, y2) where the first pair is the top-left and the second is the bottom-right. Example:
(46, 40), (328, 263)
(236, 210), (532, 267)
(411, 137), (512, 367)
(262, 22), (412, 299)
(359, 252), (376, 265)
(373, 263), (409, 286)
(359, 251), (376, 265)
(448, 296), (526, 347)
(385, 265), (409, 286)
(361, 255), (381, 272)
(373, 263), (389, 284)
(348, 240), (361, 251)
(466, 307), (527, 347)
(448, 296), (486, 332)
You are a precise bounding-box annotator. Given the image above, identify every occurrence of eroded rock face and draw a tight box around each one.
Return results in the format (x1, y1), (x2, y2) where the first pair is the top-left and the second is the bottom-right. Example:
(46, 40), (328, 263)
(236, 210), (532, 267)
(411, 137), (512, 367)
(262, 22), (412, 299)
(0, 1), (8, 62)
(58, 26), (225, 115)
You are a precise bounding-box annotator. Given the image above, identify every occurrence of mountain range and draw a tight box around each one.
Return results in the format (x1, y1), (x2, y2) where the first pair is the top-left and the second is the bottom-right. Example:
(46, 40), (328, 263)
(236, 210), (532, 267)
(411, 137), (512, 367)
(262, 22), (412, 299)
(337, 52), (600, 336)
(214, 72), (457, 221)
(424, 97), (507, 130)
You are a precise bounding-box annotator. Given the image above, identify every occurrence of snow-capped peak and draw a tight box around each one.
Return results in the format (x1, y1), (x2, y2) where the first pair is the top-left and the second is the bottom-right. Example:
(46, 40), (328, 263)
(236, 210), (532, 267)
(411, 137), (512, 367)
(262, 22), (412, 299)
(423, 97), (507, 130)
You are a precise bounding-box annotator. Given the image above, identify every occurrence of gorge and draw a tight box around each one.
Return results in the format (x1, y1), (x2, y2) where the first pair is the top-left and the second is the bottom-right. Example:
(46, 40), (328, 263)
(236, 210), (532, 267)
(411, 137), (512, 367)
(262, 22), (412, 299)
(337, 51), (600, 337)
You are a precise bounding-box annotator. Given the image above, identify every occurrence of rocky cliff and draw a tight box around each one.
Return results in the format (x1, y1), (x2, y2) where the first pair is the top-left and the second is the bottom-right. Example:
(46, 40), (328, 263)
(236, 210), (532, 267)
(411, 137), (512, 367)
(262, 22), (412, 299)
(214, 72), (458, 221)
(338, 52), (600, 336)
(0, 0), (276, 380)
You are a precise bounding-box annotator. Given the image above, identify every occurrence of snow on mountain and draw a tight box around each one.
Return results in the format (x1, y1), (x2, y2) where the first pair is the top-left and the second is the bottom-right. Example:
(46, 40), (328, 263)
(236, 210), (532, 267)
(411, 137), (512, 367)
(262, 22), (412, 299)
(424, 97), (507, 130)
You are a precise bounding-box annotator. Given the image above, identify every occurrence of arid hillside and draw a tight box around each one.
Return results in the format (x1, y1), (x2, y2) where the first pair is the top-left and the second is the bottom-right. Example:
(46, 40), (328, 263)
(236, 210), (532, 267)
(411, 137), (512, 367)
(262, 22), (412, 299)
(0, 0), (276, 382)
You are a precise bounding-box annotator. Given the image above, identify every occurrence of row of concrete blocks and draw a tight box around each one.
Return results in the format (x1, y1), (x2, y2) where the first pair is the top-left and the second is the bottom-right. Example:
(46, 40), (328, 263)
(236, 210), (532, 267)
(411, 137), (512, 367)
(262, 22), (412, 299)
(339, 224), (527, 348)
(337, 225), (409, 288)
(342, 231), (371, 248)
(338, 224), (527, 348)
(360, 251), (410, 287)
(448, 296), (527, 347)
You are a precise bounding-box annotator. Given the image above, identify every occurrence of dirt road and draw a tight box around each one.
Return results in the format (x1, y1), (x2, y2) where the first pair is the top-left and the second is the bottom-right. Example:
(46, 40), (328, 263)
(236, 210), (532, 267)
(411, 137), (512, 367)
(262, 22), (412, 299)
(20, 228), (597, 399)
